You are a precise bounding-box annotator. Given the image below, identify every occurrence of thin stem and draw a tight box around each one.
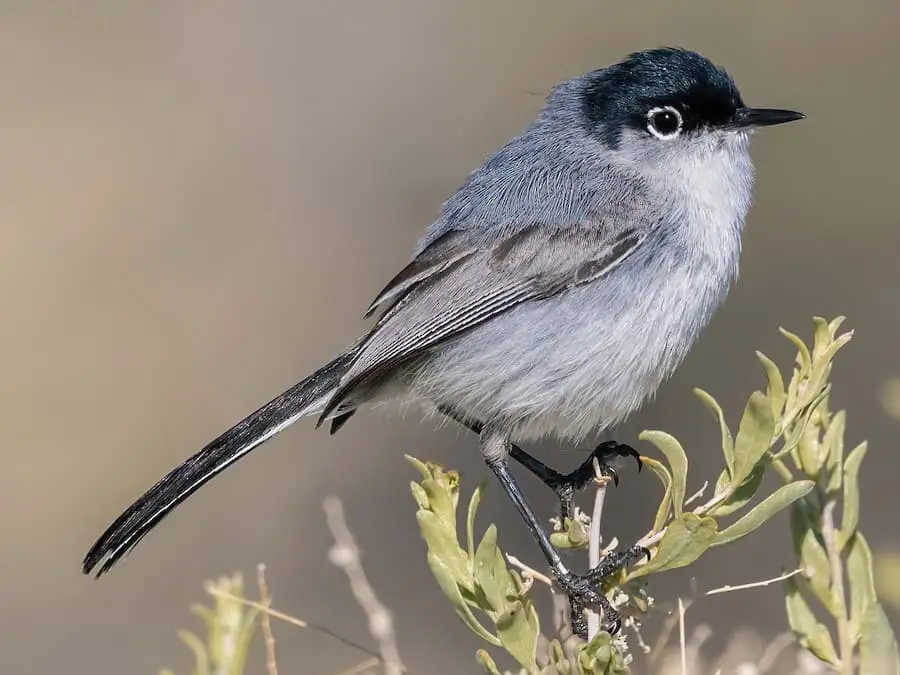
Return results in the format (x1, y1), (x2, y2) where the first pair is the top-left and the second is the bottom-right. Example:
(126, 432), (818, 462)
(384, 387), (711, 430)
(325, 497), (406, 675)
(586, 459), (609, 641)
(256, 564), (278, 675)
(822, 499), (854, 675)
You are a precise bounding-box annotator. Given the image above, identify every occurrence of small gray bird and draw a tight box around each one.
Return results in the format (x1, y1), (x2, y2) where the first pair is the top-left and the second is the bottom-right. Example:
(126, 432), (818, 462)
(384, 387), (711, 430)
(83, 47), (803, 635)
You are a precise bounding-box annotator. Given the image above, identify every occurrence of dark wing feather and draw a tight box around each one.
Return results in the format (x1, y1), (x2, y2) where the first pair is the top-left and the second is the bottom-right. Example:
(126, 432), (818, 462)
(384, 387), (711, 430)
(318, 223), (647, 423)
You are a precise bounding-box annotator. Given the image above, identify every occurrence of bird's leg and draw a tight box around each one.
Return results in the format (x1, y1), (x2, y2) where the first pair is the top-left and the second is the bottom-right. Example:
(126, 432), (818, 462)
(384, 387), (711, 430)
(508, 441), (642, 521)
(480, 427), (648, 638)
(439, 405), (641, 520)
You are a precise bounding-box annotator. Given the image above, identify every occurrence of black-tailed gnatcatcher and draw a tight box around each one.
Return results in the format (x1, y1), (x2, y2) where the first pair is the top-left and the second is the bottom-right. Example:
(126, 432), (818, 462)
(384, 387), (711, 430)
(83, 47), (803, 635)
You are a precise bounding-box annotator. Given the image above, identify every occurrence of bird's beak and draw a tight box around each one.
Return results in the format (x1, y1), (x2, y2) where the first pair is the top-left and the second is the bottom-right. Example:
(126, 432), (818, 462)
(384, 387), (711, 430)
(733, 107), (805, 129)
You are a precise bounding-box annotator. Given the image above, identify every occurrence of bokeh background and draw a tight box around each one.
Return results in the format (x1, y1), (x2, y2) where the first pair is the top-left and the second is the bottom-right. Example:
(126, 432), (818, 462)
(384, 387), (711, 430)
(2, 1), (898, 673)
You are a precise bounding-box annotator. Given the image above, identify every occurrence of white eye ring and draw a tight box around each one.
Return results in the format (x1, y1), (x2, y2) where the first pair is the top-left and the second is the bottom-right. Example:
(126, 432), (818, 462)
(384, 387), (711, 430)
(646, 105), (683, 139)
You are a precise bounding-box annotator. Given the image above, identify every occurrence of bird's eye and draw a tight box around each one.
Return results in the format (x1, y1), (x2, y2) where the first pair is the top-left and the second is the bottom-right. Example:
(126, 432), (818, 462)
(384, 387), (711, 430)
(646, 106), (683, 139)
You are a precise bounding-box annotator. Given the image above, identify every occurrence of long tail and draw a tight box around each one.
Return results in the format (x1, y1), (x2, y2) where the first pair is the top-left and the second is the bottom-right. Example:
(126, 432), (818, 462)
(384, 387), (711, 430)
(82, 351), (355, 577)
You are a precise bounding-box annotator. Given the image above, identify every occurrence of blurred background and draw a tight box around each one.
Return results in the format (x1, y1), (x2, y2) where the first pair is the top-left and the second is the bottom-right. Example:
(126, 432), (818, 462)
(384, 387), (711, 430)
(2, 1), (898, 673)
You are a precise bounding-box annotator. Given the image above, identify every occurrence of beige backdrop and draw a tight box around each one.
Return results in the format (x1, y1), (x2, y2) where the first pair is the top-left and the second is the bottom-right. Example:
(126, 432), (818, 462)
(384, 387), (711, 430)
(1, 1), (898, 673)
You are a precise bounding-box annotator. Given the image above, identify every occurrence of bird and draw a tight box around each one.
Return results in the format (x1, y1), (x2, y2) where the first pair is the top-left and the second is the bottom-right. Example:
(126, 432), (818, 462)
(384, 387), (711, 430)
(82, 47), (803, 636)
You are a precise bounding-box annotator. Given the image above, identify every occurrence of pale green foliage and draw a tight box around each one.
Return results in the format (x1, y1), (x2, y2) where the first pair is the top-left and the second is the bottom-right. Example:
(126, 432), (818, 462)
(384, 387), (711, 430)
(411, 317), (898, 674)
(155, 317), (897, 675)
(159, 574), (259, 675)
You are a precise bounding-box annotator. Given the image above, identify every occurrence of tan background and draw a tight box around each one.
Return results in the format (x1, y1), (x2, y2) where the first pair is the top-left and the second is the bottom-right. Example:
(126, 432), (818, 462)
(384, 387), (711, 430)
(1, 1), (898, 673)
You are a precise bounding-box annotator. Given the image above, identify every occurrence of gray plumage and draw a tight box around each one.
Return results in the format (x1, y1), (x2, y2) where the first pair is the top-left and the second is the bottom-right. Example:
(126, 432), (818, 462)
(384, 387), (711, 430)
(84, 47), (802, 577)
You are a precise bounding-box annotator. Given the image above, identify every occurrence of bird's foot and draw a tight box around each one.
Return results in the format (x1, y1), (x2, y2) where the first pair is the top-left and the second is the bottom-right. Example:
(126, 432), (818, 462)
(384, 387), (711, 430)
(553, 544), (650, 639)
(550, 441), (642, 521)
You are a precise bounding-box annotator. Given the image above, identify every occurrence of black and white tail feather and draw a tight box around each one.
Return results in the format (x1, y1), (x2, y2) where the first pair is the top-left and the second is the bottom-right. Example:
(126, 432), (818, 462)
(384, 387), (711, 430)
(81, 353), (354, 577)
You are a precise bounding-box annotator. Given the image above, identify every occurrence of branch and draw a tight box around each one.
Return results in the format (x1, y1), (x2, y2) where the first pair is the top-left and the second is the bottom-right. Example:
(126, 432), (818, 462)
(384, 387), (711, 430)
(324, 497), (406, 675)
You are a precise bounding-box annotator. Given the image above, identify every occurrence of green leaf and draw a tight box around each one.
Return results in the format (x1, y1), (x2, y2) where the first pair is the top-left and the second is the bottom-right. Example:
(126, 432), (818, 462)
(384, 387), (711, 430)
(547, 639), (570, 675)
(790, 501), (833, 611)
(780, 327), (812, 374)
(846, 532), (878, 640)
(550, 517), (588, 549)
(823, 410), (846, 494)
(639, 431), (687, 519)
(416, 510), (470, 588)
(467, 481), (486, 560)
(694, 388), (734, 476)
(785, 578), (839, 666)
(796, 423), (824, 478)
(859, 603), (900, 675)
(708, 464), (765, 517)
(627, 513), (717, 579)
(773, 385), (831, 460)
(428, 553), (500, 645)
(475, 649), (504, 675)
(474, 524), (515, 613)
(756, 351), (786, 420)
(405, 454), (432, 480)
(839, 442), (868, 550)
(731, 391), (775, 489)
(421, 477), (457, 529)
(641, 456), (672, 535)
(410, 481), (429, 510)
(712, 480), (814, 546)
(496, 599), (540, 672)
(177, 630), (211, 675)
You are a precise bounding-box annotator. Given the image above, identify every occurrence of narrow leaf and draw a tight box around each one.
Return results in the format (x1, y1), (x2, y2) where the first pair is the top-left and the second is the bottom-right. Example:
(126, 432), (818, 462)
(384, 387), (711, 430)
(428, 553), (500, 645)
(496, 599), (540, 672)
(694, 388), (734, 476)
(731, 391), (775, 489)
(859, 604), (900, 675)
(416, 510), (470, 588)
(474, 524), (516, 613)
(641, 456), (672, 535)
(177, 631), (211, 675)
(475, 650), (504, 675)
(839, 442), (868, 550)
(780, 327), (812, 374)
(846, 532), (878, 640)
(785, 578), (838, 666)
(639, 431), (688, 519)
(467, 481), (486, 560)
(708, 465), (765, 517)
(790, 502), (833, 611)
(756, 351), (786, 420)
(823, 411), (846, 494)
(627, 514), (717, 579)
(712, 481), (814, 547)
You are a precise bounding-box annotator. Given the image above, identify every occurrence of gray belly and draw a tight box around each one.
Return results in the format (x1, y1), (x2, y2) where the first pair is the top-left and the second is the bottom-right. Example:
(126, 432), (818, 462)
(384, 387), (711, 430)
(404, 248), (733, 443)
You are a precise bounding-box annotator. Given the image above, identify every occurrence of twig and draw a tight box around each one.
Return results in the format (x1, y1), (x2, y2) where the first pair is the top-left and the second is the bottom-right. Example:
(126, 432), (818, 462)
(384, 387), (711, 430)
(678, 597), (688, 675)
(587, 459), (611, 641)
(506, 554), (553, 588)
(206, 589), (380, 660)
(335, 656), (381, 675)
(684, 480), (709, 507)
(757, 631), (798, 673)
(256, 564), (278, 675)
(324, 497), (406, 675)
(822, 499), (854, 675)
(704, 568), (802, 596)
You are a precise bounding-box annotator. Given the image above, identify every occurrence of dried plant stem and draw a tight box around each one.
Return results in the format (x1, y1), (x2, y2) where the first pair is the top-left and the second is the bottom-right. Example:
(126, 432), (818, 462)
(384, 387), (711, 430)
(205, 588), (380, 659)
(256, 564), (278, 675)
(586, 460), (610, 641)
(335, 657), (381, 675)
(822, 499), (854, 675)
(705, 568), (802, 596)
(324, 497), (406, 675)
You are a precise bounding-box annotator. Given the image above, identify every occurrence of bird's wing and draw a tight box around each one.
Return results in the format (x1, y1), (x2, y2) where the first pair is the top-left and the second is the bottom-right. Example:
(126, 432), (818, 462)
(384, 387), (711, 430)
(318, 221), (648, 422)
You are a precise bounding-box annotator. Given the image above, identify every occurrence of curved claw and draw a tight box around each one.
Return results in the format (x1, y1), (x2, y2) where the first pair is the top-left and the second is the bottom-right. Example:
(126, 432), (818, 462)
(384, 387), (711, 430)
(605, 465), (620, 487)
(605, 617), (622, 636)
